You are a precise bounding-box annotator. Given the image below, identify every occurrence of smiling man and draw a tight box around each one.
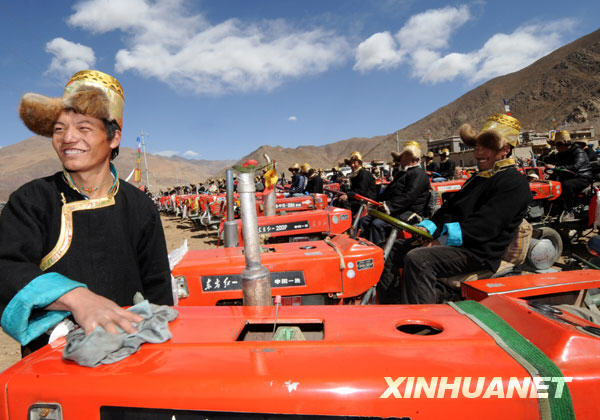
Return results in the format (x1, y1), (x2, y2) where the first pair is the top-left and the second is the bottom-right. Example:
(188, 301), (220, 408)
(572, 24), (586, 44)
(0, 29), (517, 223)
(0, 70), (173, 355)
(378, 114), (532, 304)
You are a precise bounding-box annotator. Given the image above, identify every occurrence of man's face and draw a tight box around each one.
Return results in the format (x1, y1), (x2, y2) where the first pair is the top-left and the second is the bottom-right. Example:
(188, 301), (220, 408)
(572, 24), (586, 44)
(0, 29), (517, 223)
(52, 110), (120, 173)
(556, 142), (569, 152)
(350, 159), (361, 171)
(399, 152), (415, 168)
(474, 144), (507, 171)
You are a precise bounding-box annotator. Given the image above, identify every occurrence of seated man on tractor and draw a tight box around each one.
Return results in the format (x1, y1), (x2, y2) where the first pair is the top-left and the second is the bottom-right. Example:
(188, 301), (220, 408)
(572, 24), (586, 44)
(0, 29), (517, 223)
(334, 151), (378, 216)
(288, 163), (307, 196)
(424, 151), (440, 174)
(304, 163), (324, 194)
(358, 142), (430, 246)
(544, 130), (592, 220)
(378, 114), (532, 304)
(437, 148), (455, 180)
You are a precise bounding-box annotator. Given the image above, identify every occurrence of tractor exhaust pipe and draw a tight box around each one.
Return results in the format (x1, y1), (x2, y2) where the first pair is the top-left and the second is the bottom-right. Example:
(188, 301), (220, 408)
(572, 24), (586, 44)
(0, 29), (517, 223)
(238, 171), (272, 306)
(263, 153), (276, 217)
(223, 169), (238, 247)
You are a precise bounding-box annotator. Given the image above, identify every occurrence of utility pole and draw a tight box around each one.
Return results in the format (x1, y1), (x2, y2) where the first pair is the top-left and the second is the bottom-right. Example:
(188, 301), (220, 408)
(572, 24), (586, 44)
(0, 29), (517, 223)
(140, 130), (151, 189)
(396, 131), (400, 153)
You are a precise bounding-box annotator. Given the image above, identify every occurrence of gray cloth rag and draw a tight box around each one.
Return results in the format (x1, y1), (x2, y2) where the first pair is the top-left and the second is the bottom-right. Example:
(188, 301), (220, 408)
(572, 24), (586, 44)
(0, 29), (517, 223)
(62, 300), (178, 367)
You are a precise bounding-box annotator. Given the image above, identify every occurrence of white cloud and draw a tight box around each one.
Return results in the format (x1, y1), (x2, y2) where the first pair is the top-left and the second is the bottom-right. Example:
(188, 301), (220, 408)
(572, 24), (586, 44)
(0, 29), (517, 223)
(182, 150), (200, 158)
(288, 116), (297, 121)
(156, 149), (201, 159)
(354, 5), (575, 85)
(396, 5), (470, 51)
(354, 31), (403, 72)
(67, 0), (349, 94)
(155, 150), (179, 157)
(45, 37), (96, 78)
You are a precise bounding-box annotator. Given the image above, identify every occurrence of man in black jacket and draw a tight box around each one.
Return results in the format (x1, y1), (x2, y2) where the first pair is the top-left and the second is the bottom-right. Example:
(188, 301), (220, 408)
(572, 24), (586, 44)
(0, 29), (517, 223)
(288, 163), (307, 196)
(335, 151), (378, 215)
(545, 130), (592, 219)
(438, 148), (455, 180)
(378, 114), (531, 304)
(359, 142), (430, 246)
(0, 70), (172, 354)
(304, 164), (324, 194)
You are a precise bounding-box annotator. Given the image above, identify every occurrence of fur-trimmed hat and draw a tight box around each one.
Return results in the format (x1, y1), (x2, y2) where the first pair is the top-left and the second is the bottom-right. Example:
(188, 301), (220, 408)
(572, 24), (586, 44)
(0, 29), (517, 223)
(554, 130), (571, 144)
(289, 163), (300, 171)
(459, 113), (521, 151)
(349, 151), (363, 163)
(301, 162), (311, 173)
(391, 141), (422, 162)
(19, 70), (124, 137)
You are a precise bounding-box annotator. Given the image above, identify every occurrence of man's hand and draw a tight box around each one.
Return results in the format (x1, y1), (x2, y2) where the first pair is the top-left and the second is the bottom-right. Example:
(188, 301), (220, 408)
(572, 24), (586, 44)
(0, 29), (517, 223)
(46, 287), (143, 335)
(545, 163), (555, 169)
(339, 194), (348, 201)
(425, 239), (441, 247)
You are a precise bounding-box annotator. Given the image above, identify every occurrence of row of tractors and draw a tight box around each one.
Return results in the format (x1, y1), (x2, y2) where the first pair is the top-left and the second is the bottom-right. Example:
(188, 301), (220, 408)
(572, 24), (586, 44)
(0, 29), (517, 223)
(1, 163), (599, 419)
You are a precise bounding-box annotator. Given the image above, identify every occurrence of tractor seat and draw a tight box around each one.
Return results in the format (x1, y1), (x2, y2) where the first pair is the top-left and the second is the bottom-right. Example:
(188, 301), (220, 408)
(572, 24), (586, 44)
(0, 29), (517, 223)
(439, 219), (533, 289)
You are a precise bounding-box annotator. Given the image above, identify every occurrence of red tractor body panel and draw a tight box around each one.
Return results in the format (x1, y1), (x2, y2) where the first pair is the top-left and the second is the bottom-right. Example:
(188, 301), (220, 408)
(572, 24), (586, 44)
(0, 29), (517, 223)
(227, 207), (352, 245)
(1, 272), (599, 418)
(2, 276), (600, 418)
(173, 234), (383, 305)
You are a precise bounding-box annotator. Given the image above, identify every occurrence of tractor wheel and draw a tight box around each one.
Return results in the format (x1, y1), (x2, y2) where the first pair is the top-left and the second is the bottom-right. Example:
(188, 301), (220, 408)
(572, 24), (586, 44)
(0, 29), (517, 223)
(527, 227), (563, 271)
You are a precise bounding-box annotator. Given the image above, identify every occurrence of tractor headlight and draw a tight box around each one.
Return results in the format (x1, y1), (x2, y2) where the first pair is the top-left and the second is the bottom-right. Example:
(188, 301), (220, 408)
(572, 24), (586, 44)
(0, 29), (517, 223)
(174, 275), (189, 299)
(29, 403), (62, 420)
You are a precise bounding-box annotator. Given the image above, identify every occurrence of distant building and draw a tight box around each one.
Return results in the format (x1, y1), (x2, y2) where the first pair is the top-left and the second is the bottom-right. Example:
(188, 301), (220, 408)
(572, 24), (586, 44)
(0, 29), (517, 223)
(427, 136), (467, 154)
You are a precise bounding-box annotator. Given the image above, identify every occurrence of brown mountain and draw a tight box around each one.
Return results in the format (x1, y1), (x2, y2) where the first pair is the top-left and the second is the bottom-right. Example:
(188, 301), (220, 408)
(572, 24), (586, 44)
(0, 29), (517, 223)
(237, 28), (600, 169)
(0, 136), (234, 201)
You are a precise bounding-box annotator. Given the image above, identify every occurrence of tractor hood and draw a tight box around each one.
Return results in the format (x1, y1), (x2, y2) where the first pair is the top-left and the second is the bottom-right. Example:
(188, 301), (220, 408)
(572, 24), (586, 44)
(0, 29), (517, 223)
(0, 301), (555, 419)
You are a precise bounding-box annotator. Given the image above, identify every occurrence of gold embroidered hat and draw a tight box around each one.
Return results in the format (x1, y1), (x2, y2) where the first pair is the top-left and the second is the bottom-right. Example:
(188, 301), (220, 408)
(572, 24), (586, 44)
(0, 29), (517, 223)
(349, 151), (363, 163)
(391, 141), (422, 161)
(554, 130), (571, 144)
(459, 113), (521, 151)
(19, 70), (125, 137)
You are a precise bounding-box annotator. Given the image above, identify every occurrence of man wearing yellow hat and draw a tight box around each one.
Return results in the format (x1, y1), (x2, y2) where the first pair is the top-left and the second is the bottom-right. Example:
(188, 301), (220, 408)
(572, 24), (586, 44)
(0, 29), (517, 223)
(288, 163), (307, 196)
(544, 130), (593, 219)
(424, 151), (439, 174)
(437, 148), (455, 180)
(303, 163), (324, 194)
(359, 142), (430, 245)
(0, 70), (172, 354)
(379, 114), (531, 304)
(335, 151), (378, 215)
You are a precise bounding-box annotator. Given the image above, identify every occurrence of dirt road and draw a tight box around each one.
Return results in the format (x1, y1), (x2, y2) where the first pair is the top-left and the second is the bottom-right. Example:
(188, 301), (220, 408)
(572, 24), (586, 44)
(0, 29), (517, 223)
(0, 214), (218, 371)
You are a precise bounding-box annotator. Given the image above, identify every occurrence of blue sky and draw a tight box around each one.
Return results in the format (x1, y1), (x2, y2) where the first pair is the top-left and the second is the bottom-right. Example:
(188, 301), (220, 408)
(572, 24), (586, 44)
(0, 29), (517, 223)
(0, 1), (599, 160)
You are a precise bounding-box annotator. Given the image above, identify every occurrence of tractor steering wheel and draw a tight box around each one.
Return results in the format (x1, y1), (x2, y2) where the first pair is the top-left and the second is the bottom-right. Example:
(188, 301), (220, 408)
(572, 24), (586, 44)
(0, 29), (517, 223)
(368, 208), (433, 240)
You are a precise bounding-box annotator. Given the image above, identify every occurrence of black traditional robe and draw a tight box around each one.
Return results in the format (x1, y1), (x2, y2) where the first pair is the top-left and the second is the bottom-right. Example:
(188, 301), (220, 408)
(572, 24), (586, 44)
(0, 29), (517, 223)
(0, 170), (172, 345)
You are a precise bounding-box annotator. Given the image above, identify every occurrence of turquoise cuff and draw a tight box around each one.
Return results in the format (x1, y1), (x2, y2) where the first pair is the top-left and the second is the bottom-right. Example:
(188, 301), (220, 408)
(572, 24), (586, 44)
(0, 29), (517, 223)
(1, 273), (86, 346)
(417, 219), (437, 236)
(441, 222), (463, 246)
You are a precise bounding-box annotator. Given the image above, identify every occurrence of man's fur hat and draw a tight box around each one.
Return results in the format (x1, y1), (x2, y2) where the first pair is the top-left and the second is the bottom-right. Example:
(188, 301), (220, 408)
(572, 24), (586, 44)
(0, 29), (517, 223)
(554, 130), (571, 144)
(459, 113), (521, 151)
(391, 141), (422, 162)
(19, 70), (124, 137)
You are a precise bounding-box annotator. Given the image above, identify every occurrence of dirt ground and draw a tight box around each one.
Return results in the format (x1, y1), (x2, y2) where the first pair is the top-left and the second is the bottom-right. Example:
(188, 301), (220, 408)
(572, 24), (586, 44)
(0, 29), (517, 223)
(0, 214), (218, 372)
